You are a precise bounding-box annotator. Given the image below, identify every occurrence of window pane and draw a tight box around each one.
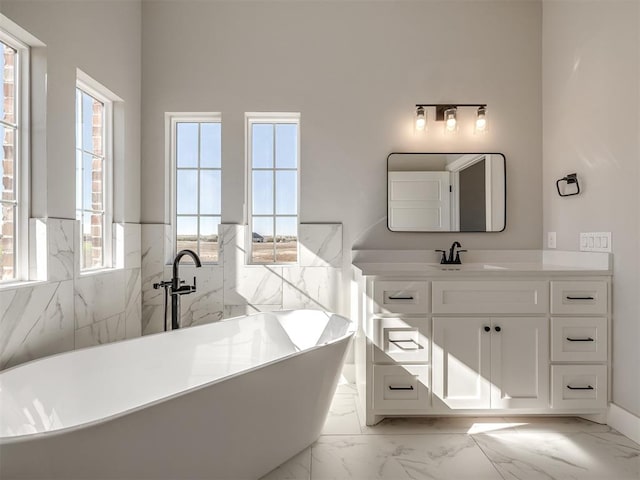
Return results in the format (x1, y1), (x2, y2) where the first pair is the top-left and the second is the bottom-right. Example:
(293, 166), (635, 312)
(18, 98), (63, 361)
(199, 216), (219, 263)
(252, 124), (273, 168)
(82, 92), (103, 156)
(252, 170), (273, 215)
(251, 216), (274, 263)
(82, 153), (93, 211)
(1, 124), (16, 202)
(90, 155), (104, 212)
(75, 90), (81, 149)
(75, 150), (82, 209)
(0, 42), (16, 126)
(275, 124), (297, 168)
(176, 123), (198, 168)
(176, 170), (198, 214)
(275, 217), (297, 263)
(276, 170), (297, 215)
(176, 216), (198, 255)
(200, 123), (221, 168)
(82, 211), (103, 269)
(0, 203), (15, 280)
(200, 169), (221, 215)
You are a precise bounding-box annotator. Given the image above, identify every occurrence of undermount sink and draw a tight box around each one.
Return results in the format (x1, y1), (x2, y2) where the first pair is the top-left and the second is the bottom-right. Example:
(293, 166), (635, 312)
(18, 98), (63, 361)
(438, 263), (508, 271)
(367, 262), (510, 272)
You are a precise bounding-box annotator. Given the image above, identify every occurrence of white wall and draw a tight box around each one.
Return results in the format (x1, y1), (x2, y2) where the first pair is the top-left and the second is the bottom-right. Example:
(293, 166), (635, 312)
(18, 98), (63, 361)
(141, 0), (542, 252)
(1, 0), (142, 222)
(542, 0), (640, 416)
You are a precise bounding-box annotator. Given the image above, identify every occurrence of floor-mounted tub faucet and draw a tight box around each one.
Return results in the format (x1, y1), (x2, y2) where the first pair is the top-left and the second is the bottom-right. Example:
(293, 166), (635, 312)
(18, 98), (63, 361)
(154, 249), (202, 331)
(435, 241), (467, 265)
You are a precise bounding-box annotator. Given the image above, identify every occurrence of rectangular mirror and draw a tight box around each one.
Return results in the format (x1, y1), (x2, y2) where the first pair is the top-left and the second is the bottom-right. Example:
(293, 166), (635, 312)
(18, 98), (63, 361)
(387, 153), (506, 232)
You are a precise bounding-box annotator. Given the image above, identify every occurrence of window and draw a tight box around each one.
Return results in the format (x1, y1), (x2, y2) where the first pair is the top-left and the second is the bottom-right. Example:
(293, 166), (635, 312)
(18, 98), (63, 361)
(0, 31), (28, 282)
(76, 80), (112, 271)
(247, 113), (299, 264)
(169, 114), (222, 263)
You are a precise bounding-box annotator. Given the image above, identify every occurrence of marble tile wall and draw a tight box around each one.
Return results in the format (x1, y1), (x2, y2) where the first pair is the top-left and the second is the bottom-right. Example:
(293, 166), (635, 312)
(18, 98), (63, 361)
(2, 220), (341, 368)
(140, 223), (343, 334)
(0, 219), (142, 370)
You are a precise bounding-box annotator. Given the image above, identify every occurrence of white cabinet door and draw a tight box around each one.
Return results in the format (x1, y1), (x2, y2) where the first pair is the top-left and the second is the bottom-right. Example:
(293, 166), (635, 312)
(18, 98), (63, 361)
(433, 317), (491, 409)
(490, 317), (549, 409)
(388, 171), (451, 231)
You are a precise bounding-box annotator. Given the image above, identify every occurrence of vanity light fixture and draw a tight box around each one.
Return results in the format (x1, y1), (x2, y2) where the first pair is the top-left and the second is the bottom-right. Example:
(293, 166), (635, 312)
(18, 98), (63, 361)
(475, 105), (488, 134)
(414, 103), (488, 135)
(444, 107), (458, 133)
(415, 106), (426, 131)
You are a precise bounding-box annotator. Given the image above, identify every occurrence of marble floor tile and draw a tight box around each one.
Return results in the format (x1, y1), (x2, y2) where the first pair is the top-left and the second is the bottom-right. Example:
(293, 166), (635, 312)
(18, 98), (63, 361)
(260, 448), (311, 480)
(322, 394), (362, 435)
(312, 434), (503, 480)
(335, 383), (358, 396)
(503, 415), (612, 433)
(361, 416), (519, 435)
(473, 430), (640, 480)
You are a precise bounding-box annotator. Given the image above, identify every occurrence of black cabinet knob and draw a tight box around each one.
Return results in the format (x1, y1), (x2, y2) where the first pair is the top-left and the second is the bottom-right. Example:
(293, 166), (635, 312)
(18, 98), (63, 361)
(484, 326), (491, 332)
(495, 326), (501, 332)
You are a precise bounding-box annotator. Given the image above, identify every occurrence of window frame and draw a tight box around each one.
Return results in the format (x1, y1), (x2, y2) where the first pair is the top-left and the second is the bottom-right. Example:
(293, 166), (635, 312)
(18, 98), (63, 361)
(75, 77), (114, 272)
(167, 112), (222, 264)
(0, 29), (29, 283)
(245, 112), (300, 265)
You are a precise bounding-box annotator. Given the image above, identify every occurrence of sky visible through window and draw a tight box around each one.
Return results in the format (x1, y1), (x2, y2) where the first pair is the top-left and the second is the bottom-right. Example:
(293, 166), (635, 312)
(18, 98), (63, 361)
(175, 121), (222, 263)
(250, 121), (298, 263)
(174, 122), (298, 237)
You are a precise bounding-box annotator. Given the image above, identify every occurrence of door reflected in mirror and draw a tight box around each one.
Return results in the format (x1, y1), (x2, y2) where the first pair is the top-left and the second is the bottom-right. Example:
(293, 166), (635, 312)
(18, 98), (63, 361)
(387, 153), (506, 232)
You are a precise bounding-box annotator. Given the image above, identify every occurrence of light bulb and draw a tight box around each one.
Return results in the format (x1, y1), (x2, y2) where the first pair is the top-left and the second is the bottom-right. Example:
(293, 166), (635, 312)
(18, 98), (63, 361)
(475, 106), (487, 134)
(444, 108), (457, 133)
(415, 106), (426, 131)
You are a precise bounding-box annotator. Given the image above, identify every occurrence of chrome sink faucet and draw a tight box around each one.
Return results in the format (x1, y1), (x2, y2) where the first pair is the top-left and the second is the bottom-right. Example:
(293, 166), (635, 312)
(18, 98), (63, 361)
(436, 242), (467, 265)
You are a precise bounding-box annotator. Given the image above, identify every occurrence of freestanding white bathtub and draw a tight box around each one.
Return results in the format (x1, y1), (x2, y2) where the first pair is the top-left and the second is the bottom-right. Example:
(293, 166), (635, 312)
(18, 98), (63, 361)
(0, 309), (354, 479)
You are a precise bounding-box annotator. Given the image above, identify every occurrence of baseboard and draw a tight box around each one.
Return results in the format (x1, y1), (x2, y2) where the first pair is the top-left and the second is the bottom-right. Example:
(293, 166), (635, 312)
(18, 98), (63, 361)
(608, 403), (640, 445)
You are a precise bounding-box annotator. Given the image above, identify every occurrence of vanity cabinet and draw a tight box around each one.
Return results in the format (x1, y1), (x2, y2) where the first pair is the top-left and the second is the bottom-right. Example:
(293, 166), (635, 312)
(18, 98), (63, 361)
(432, 316), (548, 410)
(352, 255), (612, 426)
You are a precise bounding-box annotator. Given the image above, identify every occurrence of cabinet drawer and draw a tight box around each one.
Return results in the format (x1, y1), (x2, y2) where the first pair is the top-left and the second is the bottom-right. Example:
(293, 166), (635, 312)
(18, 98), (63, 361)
(373, 317), (429, 364)
(551, 317), (607, 362)
(372, 365), (430, 411)
(551, 281), (608, 315)
(432, 281), (548, 314)
(551, 365), (607, 409)
(373, 281), (430, 314)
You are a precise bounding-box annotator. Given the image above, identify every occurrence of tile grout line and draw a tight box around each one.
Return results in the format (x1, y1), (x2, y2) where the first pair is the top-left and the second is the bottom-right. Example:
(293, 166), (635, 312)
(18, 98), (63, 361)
(469, 434), (509, 480)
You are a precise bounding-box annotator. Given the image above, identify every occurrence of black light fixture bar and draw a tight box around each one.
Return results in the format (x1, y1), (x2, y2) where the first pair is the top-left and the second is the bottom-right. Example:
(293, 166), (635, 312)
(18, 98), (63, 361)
(415, 104), (487, 121)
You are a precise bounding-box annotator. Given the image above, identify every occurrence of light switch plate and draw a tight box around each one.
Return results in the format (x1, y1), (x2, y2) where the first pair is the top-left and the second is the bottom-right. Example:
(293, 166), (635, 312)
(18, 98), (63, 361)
(547, 232), (556, 249)
(580, 232), (612, 252)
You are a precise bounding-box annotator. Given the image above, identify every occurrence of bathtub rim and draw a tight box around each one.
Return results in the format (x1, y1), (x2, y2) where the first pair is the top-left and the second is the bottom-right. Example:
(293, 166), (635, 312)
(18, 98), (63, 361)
(0, 309), (354, 445)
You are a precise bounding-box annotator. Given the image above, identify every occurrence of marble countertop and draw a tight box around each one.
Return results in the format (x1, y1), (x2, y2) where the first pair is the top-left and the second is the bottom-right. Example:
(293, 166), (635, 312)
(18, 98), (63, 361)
(351, 250), (612, 277)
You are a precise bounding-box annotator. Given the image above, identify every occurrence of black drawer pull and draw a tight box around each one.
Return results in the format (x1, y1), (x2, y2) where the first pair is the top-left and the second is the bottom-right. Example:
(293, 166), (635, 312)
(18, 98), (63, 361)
(389, 339), (422, 351)
(566, 337), (594, 342)
(389, 385), (414, 391)
(566, 385), (594, 390)
(387, 295), (414, 301)
(566, 296), (595, 301)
